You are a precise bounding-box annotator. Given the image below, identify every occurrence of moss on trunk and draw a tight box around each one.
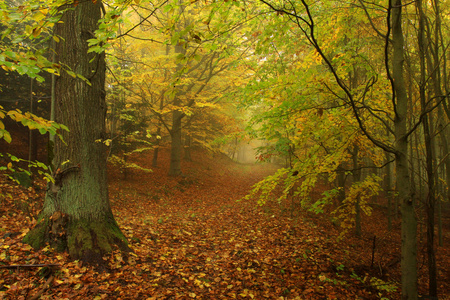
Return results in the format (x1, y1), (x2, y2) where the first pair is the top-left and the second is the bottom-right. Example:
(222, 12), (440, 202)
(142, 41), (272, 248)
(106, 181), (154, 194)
(24, 211), (129, 265)
(66, 216), (129, 264)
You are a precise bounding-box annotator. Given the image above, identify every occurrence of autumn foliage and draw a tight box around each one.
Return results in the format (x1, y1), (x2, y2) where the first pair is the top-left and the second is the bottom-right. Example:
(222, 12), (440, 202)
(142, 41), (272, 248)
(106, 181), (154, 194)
(0, 147), (449, 299)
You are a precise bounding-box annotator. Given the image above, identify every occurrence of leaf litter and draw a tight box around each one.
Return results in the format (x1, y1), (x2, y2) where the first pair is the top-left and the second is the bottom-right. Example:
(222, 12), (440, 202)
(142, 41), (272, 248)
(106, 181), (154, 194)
(1, 149), (449, 299)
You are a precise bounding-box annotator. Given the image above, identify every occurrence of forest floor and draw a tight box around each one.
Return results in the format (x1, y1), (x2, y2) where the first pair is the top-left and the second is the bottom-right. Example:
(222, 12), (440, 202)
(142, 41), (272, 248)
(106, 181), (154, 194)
(0, 147), (449, 299)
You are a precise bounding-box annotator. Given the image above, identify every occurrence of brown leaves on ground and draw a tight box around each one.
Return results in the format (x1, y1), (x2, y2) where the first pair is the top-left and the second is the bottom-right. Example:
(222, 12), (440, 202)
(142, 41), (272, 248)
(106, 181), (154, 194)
(0, 148), (449, 299)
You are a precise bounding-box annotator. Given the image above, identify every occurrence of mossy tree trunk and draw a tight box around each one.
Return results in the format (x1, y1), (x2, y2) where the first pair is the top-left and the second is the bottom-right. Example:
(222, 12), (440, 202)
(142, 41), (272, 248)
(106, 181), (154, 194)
(23, 0), (129, 264)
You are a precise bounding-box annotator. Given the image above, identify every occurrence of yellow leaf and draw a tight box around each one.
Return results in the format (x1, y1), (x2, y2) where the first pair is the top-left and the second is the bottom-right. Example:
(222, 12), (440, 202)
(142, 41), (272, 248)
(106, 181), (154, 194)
(25, 25), (32, 35)
(32, 27), (41, 38)
(32, 11), (45, 22)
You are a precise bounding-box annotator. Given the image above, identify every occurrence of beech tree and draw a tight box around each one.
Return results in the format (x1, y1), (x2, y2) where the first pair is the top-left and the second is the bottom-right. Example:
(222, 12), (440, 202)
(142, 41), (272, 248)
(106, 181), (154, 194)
(24, 0), (129, 263)
(240, 0), (449, 298)
(106, 0), (252, 176)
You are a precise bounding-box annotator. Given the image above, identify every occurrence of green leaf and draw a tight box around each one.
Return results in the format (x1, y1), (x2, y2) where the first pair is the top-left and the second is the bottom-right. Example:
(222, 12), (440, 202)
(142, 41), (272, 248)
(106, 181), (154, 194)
(66, 70), (77, 78)
(77, 74), (92, 86)
(0, 130), (12, 143)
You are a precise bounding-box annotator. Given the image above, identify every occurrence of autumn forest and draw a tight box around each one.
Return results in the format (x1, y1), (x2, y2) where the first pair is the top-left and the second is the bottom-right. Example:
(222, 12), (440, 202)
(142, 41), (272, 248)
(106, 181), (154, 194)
(0, 0), (449, 299)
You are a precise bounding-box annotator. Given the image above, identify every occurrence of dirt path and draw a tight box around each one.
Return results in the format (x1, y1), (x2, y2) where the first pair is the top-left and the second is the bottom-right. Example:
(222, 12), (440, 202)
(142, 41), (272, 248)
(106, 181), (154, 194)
(105, 154), (397, 299)
(1, 150), (430, 299)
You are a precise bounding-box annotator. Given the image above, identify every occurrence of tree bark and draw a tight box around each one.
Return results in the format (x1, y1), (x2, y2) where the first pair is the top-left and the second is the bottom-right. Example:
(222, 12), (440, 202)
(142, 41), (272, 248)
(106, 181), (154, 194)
(391, 1), (418, 298)
(336, 164), (346, 205)
(168, 39), (186, 176)
(385, 152), (393, 231)
(152, 126), (161, 168)
(351, 147), (362, 237)
(184, 133), (192, 161)
(23, 0), (129, 264)
(417, 0), (438, 295)
(169, 109), (183, 176)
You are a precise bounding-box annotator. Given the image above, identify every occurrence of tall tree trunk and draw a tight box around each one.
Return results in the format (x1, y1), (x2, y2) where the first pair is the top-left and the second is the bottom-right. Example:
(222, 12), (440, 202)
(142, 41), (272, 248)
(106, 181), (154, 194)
(351, 146), (362, 237)
(184, 133), (192, 161)
(169, 109), (183, 176)
(152, 126), (161, 168)
(23, 0), (129, 264)
(168, 37), (185, 176)
(432, 0), (449, 248)
(384, 150), (393, 231)
(336, 164), (346, 205)
(391, 1), (418, 298)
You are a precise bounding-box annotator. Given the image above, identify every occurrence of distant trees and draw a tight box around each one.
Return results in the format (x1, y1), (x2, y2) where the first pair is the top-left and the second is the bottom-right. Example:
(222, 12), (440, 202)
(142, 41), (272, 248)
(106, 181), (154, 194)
(106, 0), (251, 176)
(239, 0), (450, 299)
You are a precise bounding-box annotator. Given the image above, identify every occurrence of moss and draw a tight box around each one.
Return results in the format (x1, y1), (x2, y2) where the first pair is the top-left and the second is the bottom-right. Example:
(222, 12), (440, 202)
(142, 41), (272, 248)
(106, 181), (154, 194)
(22, 218), (50, 249)
(24, 213), (130, 266)
(66, 217), (130, 265)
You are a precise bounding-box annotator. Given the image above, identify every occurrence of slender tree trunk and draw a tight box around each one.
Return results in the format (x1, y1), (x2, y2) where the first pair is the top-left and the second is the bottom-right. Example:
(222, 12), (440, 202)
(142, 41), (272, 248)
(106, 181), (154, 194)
(23, 0), (129, 264)
(419, 0), (441, 294)
(384, 150), (393, 230)
(392, 1), (418, 298)
(336, 164), (346, 206)
(433, 0), (449, 248)
(152, 93), (165, 168)
(351, 146), (362, 237)
(28, 78), (38, 162)
(168, 36), (186, 176)
(184, 133), (192, 161)
(152, 126), (161, 168)
(169, 109), (183, 176)
(437, 106), (448, 247)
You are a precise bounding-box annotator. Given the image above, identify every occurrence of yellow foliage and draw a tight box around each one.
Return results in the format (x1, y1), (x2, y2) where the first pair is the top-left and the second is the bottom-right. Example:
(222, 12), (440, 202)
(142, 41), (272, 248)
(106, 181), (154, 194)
(333, 174), (382, 235)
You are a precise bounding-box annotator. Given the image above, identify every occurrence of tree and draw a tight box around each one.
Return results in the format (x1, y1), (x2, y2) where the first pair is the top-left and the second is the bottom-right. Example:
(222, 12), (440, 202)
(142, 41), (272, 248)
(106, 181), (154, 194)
(239, 1), (385, 234)
(23, 0), (129, 263)
(240, 0), (449, 297)
(105, 0), (252, 176)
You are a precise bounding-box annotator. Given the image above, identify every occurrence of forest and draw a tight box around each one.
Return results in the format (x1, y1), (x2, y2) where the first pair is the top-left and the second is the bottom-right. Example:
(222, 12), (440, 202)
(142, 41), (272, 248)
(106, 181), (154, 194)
(0, 0), (449, 299)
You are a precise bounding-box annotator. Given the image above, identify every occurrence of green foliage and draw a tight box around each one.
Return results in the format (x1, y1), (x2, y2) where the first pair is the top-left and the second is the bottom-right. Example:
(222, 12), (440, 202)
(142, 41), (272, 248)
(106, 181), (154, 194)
(311, 188), (340, 214)
(108, 154), (152, 175)
(332, 174), (382, 236)
(0, 153), (53, 184)
(0, 1), (63, 81)
(106, 102), (154, 176)
(0, 105), (66, 185)
(351, 272), (398, 294)
(0, 106), (68, 140)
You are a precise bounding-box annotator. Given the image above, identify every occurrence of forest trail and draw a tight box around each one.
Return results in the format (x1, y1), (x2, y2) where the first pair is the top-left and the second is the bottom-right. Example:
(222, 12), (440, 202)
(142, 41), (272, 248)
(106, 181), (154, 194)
(1, 148), (448, 299)
(105, 149), (401, 299)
